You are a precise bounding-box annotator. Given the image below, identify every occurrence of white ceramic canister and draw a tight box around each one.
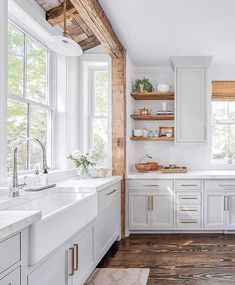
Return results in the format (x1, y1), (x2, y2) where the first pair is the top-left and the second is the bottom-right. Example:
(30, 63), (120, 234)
(133, 129), (143, 137)
(156, 83), (170, 93)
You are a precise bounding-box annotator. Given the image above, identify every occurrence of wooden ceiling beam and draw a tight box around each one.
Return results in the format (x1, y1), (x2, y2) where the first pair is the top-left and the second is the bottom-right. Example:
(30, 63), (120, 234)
(70, 0), (125, 58)
(46, 0), (78, 26)
(79, 35), (100, 51)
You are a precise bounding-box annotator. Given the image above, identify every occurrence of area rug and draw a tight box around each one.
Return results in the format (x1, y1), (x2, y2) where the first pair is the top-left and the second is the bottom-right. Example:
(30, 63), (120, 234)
(85, 268), (150, 285)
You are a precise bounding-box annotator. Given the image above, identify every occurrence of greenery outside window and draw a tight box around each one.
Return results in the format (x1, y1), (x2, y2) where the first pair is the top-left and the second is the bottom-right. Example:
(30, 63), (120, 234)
(7, 22), (52, 172)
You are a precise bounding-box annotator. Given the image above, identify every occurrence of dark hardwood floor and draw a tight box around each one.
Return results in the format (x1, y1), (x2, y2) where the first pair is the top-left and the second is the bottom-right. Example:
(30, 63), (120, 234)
(98, 234), (235, 285)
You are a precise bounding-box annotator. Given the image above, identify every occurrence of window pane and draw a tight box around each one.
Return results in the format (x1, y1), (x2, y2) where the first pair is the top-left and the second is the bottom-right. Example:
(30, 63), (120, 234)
(92, 119), (108, 161)
(30, 107), (49, 170)
(7, 99), (27, 171)
(8, 23), (24, 97)
(229, 102), (235, 122)
(26, 37), (48, 104)
(212, 101), (228, 123)
(94, 71), (108, 116)
(212, 124), (229, 162)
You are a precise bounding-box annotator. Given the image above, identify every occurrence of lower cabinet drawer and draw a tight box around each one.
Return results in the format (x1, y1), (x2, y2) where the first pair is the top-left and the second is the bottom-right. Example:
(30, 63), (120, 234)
(176, 192), (201, 204)
(176, 217), (201, 228)
(0, 267), (20, 285)
(0, 233), (21, 274)
(128, 179), (174, 190)
(176, 204), (201, 216)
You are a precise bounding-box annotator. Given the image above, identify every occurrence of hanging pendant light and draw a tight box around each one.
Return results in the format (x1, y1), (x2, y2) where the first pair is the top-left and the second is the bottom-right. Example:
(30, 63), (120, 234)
(47, 0), (83, 56)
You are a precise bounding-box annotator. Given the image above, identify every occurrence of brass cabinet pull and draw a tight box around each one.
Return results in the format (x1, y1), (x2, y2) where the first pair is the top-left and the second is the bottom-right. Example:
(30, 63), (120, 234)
(227, 196), (230, 211)
(144, 185), (159, 187)
(181, 197), (197, 199)
(151, 196), (154, 210)
(106, 189), (117, 196)
(181, 184), (198, 187)
(224, 196), (226, 211)
(220, 184), (235, 188)
(74, 244), (79, 271)
(148, 196), (154, 210)
(69, 247), (75, 276)
(180, 208), (197, 212)
(180, 220), (197, 224)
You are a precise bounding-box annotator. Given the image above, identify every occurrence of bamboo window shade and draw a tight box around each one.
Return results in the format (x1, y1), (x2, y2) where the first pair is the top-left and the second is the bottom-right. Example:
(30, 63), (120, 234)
(212, 81), (235, 101)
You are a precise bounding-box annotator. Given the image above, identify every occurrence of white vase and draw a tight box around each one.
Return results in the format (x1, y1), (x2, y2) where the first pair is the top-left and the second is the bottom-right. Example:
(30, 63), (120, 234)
(157, 83), (170, 93)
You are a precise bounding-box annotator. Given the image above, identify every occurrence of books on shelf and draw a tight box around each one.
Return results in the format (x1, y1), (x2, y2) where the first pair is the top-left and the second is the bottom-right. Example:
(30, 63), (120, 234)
(156, 111), (174, 115)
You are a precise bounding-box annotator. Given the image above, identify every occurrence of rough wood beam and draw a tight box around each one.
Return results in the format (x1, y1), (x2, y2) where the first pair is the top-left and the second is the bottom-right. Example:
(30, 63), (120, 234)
(79, 35), (100, 51)
(112, 54), (126, 237)
(46, 0), (78, 26)
(70, 0), (124, 58)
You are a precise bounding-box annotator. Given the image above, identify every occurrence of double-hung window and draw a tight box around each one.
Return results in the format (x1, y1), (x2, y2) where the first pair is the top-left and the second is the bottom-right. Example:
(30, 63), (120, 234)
(7, 22), (53, 172)
(212, 81), (235, 164)
(84, 62), (111, 166)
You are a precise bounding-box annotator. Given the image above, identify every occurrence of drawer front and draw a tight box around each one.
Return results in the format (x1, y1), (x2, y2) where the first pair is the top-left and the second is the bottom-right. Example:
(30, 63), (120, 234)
(176, 217), (201, 228)
(205, 180), (235, 191)
(0, 267), (20, 285)
(176, 180), (201, 190)
(128, 179), (174, 191)
(176, 192), (201, 204)
(99, 183), (121, 210)
(0, 234), (21, 274)
(176, 204), (201, 216)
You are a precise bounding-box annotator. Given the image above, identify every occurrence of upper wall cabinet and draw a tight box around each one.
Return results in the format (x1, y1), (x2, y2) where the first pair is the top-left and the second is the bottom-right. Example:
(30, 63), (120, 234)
(171, 56), (212, 143)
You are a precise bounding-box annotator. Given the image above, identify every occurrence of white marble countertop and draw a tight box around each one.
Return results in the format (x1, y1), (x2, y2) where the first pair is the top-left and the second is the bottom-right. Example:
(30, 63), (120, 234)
(0, 210), (41, 241)
(127, 170), (235, 179)
(57, 176), (122, 191)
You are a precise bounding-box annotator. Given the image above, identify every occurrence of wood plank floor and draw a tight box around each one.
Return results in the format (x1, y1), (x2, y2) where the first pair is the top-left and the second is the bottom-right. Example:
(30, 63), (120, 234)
(98, 234), (235, 285)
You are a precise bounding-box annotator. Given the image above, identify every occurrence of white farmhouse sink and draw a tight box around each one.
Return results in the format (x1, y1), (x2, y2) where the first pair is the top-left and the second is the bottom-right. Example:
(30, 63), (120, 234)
(2, 189), (98, 265)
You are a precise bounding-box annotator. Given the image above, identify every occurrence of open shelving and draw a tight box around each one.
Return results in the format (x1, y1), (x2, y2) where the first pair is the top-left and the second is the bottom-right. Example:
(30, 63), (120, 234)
(131, 92), (174, 100)
(130, 136), (174, 142)
(130, 114), (174, 121)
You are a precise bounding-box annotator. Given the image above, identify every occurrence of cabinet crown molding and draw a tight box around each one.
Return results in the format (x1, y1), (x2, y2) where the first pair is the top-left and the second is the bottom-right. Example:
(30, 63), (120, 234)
(170, 56), (213, 70)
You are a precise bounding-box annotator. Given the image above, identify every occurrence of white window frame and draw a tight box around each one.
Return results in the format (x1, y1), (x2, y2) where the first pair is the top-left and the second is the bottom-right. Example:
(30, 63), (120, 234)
(211, 101), (235, 164)
(82, 58), (112, 169)
(7, 20), (56, 173)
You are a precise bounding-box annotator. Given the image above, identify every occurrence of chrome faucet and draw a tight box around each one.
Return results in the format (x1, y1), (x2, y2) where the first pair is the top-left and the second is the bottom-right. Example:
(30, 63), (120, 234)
(10, 138), (49, 197)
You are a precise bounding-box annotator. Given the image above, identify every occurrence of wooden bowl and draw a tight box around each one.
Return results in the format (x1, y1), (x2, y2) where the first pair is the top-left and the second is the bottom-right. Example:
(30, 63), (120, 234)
(135, 163), (152, 173)
(149, 162), (159, 171)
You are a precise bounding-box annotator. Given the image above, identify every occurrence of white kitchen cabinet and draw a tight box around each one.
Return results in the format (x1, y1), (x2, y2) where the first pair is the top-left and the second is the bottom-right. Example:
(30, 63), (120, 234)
(171, 56), (212, 143)
(204, 192), (226, 228)
(96, 183), (121, 260)
(129, 192), (151, 228)
(0, 267), (20, 285)
(28, 241), (72, 285)
(72, 225), (94, 285)
(151, 193), (174, 228)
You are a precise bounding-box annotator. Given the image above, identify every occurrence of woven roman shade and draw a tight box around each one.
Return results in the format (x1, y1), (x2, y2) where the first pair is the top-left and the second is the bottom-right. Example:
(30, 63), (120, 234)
(212, 81), (235, 101)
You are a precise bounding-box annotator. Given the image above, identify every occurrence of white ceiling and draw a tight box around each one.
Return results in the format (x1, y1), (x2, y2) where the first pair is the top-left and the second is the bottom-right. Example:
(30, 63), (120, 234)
(99, 0), (235, 66)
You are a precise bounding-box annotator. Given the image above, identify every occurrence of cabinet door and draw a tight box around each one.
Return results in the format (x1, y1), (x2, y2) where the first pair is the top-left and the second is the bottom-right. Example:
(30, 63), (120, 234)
(0, 267), (20, 285)
(28, 242), (72, 285)
(204, 192), (226, 228)
(176, 68), (206, 143)
(129, 192), (151, 228)
(227, 193), (235, 229)
(152, 193), (174, 228)
(72, 225), (94, 285)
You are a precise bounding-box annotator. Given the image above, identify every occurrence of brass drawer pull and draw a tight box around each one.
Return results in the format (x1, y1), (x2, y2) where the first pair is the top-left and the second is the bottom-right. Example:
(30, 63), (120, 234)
(180, 197), (197, 200)
(181, 184), (198, 187)
(74, 244), (79, 271)
(180, 208), (197, 212)
(148, 195), (154, 210)
(69, 247), (75, 276)
(106, 189), (117, 196)
(180, 220), (198, 224)
(144, 185), (159, 187)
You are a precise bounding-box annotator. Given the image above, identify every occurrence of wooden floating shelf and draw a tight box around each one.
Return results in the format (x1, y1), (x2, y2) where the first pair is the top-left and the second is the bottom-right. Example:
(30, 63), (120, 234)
(131, 92), (174, 100)
(130, 114), (174, 121)
(130, 136), (174, 141)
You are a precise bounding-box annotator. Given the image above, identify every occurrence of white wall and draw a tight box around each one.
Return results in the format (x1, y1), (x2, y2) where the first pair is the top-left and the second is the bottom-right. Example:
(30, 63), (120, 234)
(127, 65), (235, 172)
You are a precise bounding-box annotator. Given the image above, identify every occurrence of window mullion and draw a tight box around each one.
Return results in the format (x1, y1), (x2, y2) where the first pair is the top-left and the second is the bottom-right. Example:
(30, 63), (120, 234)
(27, 103), (31, 170)
(23, 33), (27, 99)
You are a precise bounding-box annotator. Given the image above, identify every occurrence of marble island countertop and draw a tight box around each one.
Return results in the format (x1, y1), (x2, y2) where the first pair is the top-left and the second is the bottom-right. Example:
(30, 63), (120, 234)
(127, 170), (235, 179)
(0, 175), (122, 241)
(0, 210), (41, 240)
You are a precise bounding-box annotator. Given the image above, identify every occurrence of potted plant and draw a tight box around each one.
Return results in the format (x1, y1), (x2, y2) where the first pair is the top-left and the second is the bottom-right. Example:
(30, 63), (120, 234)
(133, 78), (154, 92)
(68, 149), (98, 178)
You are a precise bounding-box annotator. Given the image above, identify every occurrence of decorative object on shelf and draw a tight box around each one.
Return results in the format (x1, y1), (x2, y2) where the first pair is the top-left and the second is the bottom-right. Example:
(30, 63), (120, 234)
(156, 111), (174, 115)
(159, 126), (174, 138)
(161, 101), (167, 112)
(133, 129), (143, 137)
(133, 78), (154, 92)
(135, 163), (152, 173)
(142, 128), (149, 138)
(47, 0), (83, 56)
(156, 83), (171, 93)
(139, 107), (151, 115)
(161, 166), (187, 173)
(68, 149), (98, 178)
